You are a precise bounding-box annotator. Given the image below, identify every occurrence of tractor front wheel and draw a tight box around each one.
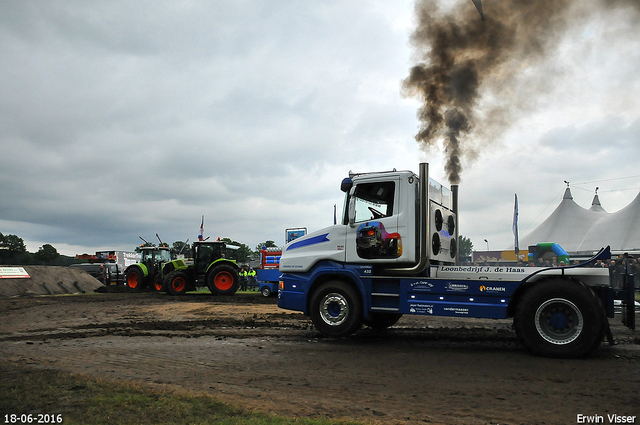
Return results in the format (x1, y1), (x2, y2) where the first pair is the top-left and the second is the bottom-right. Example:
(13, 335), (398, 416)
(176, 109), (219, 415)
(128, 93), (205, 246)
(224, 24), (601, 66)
(166, 270), (190, 296)
(152, 274), (165, 293)
(206, 264), (239, 295)
(125, 266), (146, 291)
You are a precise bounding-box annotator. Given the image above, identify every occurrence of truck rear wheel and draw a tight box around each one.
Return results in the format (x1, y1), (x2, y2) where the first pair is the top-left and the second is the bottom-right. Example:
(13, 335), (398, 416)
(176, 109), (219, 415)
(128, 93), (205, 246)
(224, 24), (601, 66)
(310, 281), (362, 337)
(206, 264), (239, 295)
(166, 270), (190, 296)
(363, 312), (403, 330)
(514, 279), (605, 358)
(125, 266), (146, 291)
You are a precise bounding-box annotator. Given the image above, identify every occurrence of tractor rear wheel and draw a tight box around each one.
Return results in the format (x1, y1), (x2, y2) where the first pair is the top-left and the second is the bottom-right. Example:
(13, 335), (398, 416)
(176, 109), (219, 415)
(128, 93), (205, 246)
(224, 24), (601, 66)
(206, 264), (239, 295)
(166, 270), (190, 296)
(125, 266), (146, 291)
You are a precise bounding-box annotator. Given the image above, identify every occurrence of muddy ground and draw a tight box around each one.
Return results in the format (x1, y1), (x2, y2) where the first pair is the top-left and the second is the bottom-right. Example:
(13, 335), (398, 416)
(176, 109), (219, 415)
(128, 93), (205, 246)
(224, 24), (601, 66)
(0, 291), (639, 425)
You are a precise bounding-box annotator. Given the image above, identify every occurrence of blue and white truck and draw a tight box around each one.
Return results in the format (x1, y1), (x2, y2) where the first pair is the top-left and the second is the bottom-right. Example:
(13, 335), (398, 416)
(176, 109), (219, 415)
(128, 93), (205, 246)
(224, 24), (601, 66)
(277, 163), (636, 357)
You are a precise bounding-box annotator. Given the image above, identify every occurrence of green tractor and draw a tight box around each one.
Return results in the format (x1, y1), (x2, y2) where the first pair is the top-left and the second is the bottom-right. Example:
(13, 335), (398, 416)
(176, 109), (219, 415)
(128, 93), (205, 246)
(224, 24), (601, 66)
(124, 246), (173, 291)
(161, 240), (240, 296)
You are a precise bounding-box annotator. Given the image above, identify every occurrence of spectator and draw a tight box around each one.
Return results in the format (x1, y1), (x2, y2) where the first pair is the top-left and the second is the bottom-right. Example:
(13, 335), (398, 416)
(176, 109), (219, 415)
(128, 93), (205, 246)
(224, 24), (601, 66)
(240, 267), (248, 291)
(609, 260), (622, 289)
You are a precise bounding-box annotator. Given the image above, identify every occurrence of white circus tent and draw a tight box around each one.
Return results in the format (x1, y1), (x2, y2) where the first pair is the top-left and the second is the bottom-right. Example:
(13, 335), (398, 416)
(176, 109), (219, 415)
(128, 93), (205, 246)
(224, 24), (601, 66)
(518, 187), (640, 256)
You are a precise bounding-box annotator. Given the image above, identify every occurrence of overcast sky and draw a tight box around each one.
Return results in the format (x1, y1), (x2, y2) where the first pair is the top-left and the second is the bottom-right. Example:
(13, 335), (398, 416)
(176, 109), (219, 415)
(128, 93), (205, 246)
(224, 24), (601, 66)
(1, 0), (639, 257)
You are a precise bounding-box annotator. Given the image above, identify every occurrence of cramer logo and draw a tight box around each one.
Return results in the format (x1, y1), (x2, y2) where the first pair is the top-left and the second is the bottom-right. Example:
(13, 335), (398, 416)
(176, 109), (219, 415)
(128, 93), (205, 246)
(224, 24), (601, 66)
(479, 285), (506, 292)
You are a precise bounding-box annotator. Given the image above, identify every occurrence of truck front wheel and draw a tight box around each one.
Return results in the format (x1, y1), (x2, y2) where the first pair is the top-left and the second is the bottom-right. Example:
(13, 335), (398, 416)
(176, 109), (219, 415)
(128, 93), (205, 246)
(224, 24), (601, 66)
(514, 279), (605, 358)
(125, 266), (146, 291)
(310, 281), (362, 337)
(206, 264), (239, 295)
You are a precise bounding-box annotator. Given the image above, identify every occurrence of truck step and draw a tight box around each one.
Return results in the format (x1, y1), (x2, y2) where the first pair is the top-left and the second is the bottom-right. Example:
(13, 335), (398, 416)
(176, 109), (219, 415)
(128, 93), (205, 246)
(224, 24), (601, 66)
(371, 306), (400, 312)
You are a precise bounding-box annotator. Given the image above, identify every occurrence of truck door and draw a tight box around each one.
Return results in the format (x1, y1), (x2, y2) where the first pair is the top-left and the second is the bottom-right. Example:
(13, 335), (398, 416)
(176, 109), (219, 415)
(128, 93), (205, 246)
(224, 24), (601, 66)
(346, 177), (406, 263)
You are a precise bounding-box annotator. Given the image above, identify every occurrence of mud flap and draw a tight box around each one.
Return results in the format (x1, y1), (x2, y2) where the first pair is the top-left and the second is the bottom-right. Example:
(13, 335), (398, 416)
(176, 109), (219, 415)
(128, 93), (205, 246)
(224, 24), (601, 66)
(621, 271), (635, 330)
(604, 319), (615, 346)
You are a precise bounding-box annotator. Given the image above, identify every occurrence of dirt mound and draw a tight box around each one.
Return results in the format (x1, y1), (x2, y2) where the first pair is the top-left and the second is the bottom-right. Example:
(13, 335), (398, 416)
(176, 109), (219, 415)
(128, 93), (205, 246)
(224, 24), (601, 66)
(0, 266), (103, 297)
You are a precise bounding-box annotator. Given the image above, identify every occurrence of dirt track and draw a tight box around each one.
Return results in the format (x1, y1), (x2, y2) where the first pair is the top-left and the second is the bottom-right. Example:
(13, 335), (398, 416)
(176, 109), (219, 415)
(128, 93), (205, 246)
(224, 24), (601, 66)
(1, 292), (639, 424)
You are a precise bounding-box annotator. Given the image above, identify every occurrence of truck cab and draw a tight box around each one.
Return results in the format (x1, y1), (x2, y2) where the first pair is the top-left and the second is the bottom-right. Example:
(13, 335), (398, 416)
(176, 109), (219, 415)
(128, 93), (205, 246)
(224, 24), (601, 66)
(277, 163), (635, 358)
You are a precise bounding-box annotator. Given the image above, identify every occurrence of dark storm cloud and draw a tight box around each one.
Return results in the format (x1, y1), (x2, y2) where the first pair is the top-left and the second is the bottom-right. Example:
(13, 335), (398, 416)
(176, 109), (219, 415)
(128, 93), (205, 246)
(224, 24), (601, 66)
(0, 1), (417, 254)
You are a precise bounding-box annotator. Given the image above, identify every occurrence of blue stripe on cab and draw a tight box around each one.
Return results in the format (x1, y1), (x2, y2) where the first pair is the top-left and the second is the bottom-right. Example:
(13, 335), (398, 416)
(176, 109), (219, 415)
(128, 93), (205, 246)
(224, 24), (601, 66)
(286, 233), (330, 250)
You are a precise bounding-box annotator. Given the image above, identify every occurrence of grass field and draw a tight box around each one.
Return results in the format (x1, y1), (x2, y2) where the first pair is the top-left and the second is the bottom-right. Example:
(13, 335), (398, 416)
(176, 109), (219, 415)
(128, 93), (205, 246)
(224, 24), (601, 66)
(0, 363), (359, 425)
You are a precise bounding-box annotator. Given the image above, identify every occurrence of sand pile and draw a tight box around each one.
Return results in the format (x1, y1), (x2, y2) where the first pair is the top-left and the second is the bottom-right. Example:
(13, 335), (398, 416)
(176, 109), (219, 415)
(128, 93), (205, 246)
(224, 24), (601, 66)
(0, 266), (104, 297)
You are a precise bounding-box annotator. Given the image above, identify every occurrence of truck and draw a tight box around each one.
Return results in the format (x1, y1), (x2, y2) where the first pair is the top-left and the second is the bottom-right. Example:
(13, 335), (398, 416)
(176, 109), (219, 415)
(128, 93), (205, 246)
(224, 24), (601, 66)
(277, 163), (636, 358)
(160, 240), (240, 296)
(124, 246), (172, 291)
(70, 262), (124, 286)
(73, 250), (139, 286)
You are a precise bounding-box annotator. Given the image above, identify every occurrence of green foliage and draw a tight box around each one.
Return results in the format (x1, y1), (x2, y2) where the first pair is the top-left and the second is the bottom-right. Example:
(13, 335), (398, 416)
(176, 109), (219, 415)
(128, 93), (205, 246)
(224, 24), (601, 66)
(0, 233), (78, 265)
(171, 240), (191, 257)
(135, 242), (156, 253)
(458, 235), (473, 258)
(219, 238), (253, 263)
(33, 244), (60, 264)
(0, 233), (30, 265)
(255, 240), (278, 255)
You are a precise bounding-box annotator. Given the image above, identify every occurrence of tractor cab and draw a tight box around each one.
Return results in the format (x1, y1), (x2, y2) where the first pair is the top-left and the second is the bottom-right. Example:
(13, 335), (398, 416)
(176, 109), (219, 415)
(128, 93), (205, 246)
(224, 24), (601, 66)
(140, 246), (172, 269)
(192, 241), (225, 276)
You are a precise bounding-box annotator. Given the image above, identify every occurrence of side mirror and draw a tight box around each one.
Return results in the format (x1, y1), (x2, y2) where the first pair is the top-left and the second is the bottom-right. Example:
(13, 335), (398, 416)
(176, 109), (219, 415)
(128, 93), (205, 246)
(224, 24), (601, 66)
(340, 178), (353, 193)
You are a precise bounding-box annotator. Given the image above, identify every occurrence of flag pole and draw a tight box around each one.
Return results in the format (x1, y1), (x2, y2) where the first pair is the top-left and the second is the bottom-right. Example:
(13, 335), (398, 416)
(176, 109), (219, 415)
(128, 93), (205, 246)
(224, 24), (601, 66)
(513, 194), (519, 255)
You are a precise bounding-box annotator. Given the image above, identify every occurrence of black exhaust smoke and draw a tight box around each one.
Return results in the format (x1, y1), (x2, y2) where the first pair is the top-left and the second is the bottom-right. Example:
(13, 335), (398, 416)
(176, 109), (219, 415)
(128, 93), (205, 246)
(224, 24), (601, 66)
(402, 0), (640, 185)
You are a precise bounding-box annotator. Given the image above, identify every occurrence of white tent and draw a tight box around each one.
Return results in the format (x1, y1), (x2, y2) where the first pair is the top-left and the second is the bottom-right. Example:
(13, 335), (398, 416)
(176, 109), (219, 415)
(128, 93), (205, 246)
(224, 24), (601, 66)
(518, 188), (640, 256)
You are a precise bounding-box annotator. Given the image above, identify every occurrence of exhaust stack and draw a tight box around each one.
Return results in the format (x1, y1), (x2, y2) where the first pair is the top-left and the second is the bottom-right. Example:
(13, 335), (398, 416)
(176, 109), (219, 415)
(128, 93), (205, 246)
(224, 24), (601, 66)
(451, 184), (459, 265)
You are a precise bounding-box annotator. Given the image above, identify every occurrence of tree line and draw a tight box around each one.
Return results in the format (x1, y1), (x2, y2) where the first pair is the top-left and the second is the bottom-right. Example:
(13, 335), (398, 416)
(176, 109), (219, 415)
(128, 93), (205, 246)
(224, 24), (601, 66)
(0, 233), (70, 266)
(0, 232), (281, 267)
